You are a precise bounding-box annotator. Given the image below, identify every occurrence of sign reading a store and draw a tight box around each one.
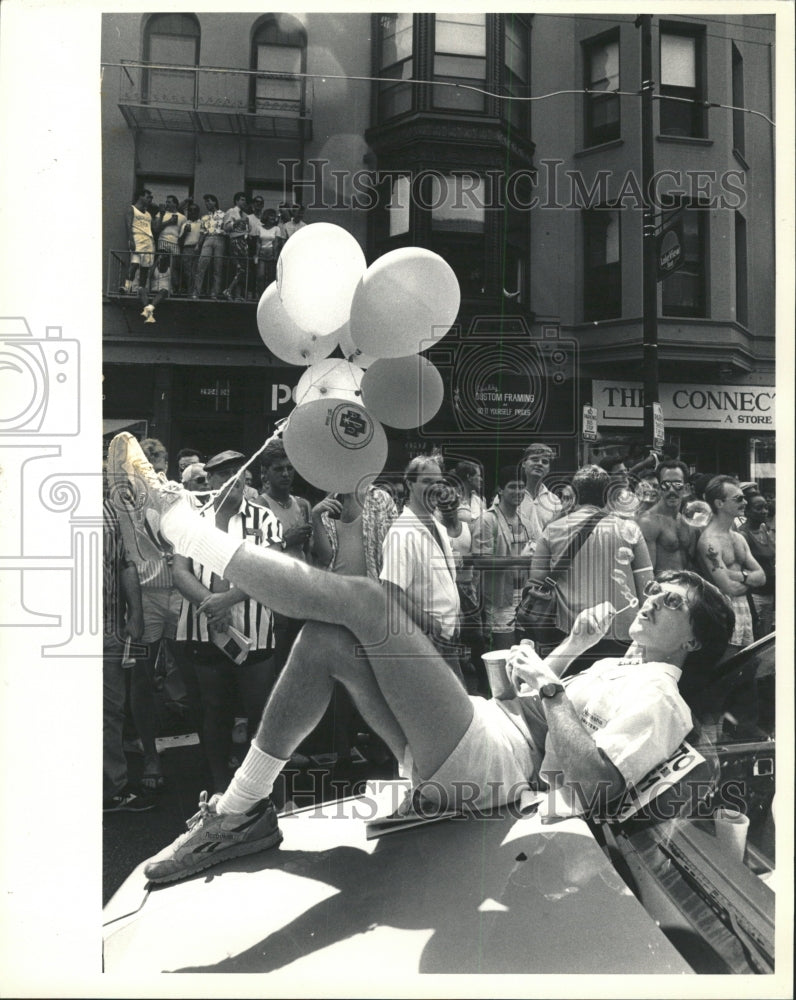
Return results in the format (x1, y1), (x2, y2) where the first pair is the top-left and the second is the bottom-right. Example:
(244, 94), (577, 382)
(592, 381), (775, 430)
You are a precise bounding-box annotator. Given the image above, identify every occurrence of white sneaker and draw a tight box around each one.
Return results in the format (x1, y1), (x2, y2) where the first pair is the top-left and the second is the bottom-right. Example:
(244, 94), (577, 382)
(106, 432), (187, 562)
(144, 312), (156, 324)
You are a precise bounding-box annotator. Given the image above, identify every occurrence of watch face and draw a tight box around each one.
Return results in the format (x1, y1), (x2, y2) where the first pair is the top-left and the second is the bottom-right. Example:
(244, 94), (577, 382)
(540, 682), (563, 699)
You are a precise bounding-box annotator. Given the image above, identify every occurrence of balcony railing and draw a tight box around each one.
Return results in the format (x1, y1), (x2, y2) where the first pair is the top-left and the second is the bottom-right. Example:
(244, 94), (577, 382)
(106, 249), (270, 304)
(115, 61), (313, 139)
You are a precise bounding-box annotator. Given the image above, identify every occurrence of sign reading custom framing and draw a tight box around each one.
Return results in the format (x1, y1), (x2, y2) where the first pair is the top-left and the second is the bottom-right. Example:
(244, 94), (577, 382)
(592, 381), (775, 430)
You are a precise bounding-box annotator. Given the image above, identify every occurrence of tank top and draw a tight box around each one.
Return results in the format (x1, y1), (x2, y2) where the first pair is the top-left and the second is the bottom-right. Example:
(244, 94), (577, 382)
(260, 494), (309, 561)
(131, 204), (152, 239)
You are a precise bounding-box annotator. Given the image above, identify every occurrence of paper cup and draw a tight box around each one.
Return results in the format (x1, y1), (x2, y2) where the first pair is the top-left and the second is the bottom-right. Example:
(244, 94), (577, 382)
(714, 807), (749, 864)
(481, 650), (514, 700)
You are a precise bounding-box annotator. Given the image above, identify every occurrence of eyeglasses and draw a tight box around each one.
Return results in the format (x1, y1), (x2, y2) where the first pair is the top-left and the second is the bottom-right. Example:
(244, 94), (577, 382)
(642, 580), (688, 611)
(726, 494), (746, 504)
(659, 480), (685, 492)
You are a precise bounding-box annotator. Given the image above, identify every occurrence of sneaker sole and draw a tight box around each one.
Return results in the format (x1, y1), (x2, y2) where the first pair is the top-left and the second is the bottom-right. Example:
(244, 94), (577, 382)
(145, 828), (283, 884)
(104, 801), (157, 813)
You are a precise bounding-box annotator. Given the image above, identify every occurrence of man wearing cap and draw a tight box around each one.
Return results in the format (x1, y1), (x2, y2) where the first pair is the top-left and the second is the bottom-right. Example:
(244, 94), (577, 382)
(172, 449), (283, 794)
(181, 462), (208, 494)
(518, 443), (562, 554)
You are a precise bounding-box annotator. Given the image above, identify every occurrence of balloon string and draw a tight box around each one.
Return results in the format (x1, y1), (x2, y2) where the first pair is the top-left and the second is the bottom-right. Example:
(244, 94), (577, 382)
(196, 419), (290, 516)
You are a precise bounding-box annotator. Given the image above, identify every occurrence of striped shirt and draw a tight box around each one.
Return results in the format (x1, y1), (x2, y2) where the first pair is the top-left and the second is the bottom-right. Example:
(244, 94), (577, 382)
(176, 499), (282, 648)
(103, 498), (134, 638)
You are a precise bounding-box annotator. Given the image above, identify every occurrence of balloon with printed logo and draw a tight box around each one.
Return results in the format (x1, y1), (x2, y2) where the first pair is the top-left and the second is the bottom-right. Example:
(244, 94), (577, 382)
(277, 223), (367, 336)
(337, 323), (377, 370)
(282, 399), (388, 493)
(256, 283), (337, 366)
(295, 358), (364, 407)
(349, 247), (460, 358)
(360, 356), (445, 429)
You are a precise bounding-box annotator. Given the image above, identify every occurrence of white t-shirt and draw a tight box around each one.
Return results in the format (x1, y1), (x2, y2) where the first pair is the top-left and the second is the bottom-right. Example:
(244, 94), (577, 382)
(380, 508), (460, 639)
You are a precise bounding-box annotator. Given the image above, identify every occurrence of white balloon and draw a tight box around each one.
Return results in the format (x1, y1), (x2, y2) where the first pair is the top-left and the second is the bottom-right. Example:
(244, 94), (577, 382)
(277, 223), (366, 336)
(349, 247), (460, 358)
(295, 358), (364, 407)
(360, 356), (445, 429)
(337, 323), (377, 370)
(256, 283), (337, 366)
(283, 399), (388, 493)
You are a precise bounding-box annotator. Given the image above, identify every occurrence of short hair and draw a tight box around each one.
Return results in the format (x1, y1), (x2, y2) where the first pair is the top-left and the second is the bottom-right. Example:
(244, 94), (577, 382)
(656, 459), (689, 483)
(404, 453), (443, 484)
(233, 191), (246, 203)
(704, 475), (740, 513)
(572, 465), (609, 507)
(522, 443), (555, 462)
(136, 189), (152, 201)
(139, 437), (167, 462)
(496, 464), (524, 490)
(657, 570), (735, 669)
(260, 439), (288, 472)
(598, 455), (627, 475)
(453, 460), (479, 481)
(177, 447), (203, 462)
(688, 472), (712, 501)
(165, 194), (179, 206)
(202, 193), (219, 207)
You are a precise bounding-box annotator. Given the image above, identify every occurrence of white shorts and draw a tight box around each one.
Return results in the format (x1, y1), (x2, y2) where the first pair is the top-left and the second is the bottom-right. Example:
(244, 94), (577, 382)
(420, 696), (536, 811)
(131, 235), (155, 268)
(730, 594), (754, 647)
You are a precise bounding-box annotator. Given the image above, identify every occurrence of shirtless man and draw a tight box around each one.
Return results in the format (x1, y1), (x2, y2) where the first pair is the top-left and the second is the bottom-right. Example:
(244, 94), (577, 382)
(638, 460), (699, 573)
(697, 475), (765, 656)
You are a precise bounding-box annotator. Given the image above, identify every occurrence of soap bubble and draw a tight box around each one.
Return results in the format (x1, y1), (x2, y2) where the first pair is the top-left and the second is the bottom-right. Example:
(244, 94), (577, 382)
(681, 500), (712, 529)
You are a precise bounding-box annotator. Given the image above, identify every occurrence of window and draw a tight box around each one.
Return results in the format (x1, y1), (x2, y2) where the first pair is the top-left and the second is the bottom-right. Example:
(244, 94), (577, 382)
(659, 26), (705, 138)
(136, 176), (192, 210)
(503, 17), (531, 132)
(143, 13), (200, 106)
(584, 33), (620, 146)
(662, 203), (707, 317)
(251, 16), (306, 113)
(732, 43), (745, 157)
(429, 174), (485, 233)
(583, 209), (621, 320)
(378, 13), (414, 120)
(388, 174), (411, 237)
(734, 211), (748, 327)
(433, 13), (486, 112)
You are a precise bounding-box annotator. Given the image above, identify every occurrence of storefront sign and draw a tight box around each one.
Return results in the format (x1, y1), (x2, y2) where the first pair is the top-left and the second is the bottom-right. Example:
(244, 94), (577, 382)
(582, 404), (598, 440)
(592, 381), (775, 430)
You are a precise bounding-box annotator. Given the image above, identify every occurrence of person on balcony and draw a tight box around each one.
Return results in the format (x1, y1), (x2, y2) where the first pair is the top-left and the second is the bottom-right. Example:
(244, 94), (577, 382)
(153, 194), (186, 293)
(178, 202), (201, 295)
(256, 208), (281, 296)
(121, 189), (155, 309)
(192, 194), (226, 300)
(220, 191), (251, 302)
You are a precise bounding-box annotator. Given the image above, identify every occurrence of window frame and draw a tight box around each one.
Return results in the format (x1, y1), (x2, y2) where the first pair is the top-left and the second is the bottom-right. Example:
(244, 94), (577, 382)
(658, 22), (707, 139)
(431, 12), (488, 114)
(142, 12), (200, 107)
(502, 15), (531, 133)
(583, 206), (622, 321)
(731, 42), (745, 159)
(734, 210), (748, 328)
(249, 15), (307, 115)
(582, 29), (621, 147)
(660, 198), (709, 319)
(376, 13), (416, 122)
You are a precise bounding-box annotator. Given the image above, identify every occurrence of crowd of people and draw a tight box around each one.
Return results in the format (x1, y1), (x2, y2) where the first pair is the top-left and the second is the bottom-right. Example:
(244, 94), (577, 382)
(102, 430), (774, 887)
(120, 190), (307, 321)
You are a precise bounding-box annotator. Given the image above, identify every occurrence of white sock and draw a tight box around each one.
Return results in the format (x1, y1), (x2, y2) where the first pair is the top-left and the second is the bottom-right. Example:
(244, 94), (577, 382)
(161, 503), (242, 577)
(216, 741), (287, 814)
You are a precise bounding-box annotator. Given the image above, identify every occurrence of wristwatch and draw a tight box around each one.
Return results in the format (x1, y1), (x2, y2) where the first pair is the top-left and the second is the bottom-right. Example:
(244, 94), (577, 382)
(539, 682), (565, 701)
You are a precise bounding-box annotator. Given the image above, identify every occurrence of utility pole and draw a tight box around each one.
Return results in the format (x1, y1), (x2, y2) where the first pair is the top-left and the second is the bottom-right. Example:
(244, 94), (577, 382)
(637, 14), (660, 452)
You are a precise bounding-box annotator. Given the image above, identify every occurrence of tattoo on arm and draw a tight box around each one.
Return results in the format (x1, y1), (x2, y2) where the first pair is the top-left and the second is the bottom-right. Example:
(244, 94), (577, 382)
(705, 545), (722, 573)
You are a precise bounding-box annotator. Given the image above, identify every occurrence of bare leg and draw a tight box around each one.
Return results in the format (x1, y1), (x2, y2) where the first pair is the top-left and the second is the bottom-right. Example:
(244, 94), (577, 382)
(223, 547), (474, 778)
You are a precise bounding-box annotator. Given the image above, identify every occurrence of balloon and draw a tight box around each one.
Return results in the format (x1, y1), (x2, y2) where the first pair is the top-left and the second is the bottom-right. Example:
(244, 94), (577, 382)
(282, 399), (388, 493)
(295, 358), (364, 407)
(360, 356), (445, 429)
(277, 223), (366, 336)
(338, 323), (377, 370)
(349, 247), (460, 358)
(681, 500), (713, 529)
(256, 284), (337, 366)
